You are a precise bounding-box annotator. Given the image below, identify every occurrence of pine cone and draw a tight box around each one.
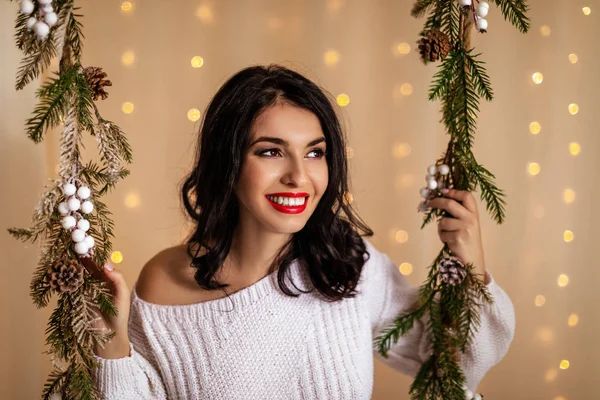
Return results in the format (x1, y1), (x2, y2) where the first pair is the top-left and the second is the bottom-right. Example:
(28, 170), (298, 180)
(46, 258), (85, 293)
(418, 30), (451, 63)
(438, 256), (467, 286)
(83, 66), (112, 101)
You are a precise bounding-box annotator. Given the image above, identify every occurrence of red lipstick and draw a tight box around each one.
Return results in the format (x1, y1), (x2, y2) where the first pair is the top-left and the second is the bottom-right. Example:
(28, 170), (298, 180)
(265, 192), (309, 214)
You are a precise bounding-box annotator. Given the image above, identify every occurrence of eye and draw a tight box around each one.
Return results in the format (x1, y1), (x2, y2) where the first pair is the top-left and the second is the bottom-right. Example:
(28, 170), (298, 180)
(257, 148), (283, 157)
(307, 149), (326, 159)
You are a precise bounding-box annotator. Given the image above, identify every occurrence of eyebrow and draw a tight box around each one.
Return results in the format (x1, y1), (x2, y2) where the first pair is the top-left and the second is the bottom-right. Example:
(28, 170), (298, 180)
(249, 136), (326, 148)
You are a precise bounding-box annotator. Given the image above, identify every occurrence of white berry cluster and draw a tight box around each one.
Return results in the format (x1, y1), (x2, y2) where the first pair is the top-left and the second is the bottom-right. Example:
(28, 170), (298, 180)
(58, 182), (95, 256)
(459, 0), (490, 33)
(19, 0), (58, 40)
(462, 383), (484, 400)
(418, 163), (450, 212)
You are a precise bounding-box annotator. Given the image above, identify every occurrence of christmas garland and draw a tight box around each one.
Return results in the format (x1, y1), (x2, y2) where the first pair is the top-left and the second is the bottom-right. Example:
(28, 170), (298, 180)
(7, 1), (130, 399)
(373, 1), (529, 399)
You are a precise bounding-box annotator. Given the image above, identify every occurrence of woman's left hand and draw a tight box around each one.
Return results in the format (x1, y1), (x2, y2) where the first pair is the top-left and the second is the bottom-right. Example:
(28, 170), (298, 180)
(426, 188), (489, 284)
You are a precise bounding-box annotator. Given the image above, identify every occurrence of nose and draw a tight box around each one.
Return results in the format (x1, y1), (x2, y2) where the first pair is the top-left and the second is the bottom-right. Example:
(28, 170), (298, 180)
(281, 156), (309, 187)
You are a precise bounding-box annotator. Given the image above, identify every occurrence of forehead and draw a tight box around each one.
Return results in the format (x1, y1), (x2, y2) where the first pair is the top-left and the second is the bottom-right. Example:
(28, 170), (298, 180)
(250, 103), (323, 141)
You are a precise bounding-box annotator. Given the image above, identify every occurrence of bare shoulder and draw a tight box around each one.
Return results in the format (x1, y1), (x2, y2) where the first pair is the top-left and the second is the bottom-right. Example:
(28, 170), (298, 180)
(135, 244), (195, 305)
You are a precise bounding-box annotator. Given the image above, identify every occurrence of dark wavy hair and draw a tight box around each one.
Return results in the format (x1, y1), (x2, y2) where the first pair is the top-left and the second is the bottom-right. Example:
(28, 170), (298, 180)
(180, 64), (373, 302)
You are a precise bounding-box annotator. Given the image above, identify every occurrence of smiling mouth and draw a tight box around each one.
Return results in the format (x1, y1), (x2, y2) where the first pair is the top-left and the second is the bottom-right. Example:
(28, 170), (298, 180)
(265, 193), (310, 214)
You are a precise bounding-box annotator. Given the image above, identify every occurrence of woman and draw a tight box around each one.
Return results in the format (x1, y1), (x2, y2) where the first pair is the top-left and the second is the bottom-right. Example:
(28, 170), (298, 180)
(87, 64), (515, 399)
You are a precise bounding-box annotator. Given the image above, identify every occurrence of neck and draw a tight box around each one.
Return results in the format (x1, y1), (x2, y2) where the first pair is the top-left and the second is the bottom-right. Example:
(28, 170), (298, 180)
(224, 225), (292, 284)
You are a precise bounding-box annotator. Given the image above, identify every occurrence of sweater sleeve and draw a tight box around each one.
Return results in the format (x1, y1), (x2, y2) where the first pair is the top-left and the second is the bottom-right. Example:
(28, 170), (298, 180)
(91, 300), (168, 399)
(362, 239), (516, 392)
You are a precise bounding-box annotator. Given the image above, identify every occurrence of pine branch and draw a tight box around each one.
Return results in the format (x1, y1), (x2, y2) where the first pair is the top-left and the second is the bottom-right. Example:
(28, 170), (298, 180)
(25, 68), (77, 143)
(472, 165), (507, 224)
(42, 367), (70, 400)
(464, 51), (494, 102)
(411, 0), (437, 18)
(15, 27), (57, 91)
(428, 52), (458, 101)
(490, 0), (530, 34)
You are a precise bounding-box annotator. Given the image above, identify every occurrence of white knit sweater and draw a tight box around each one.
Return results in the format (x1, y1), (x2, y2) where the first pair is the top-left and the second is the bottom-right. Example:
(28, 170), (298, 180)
(92, 239), (515, 399)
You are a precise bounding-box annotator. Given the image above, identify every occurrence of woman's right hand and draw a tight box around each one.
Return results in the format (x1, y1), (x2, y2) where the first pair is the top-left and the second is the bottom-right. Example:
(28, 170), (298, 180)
(80, 256), (132, 359)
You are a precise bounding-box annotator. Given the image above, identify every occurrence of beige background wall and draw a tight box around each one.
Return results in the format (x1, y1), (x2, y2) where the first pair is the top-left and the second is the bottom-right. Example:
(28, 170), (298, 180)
(1, 0), (598, 399)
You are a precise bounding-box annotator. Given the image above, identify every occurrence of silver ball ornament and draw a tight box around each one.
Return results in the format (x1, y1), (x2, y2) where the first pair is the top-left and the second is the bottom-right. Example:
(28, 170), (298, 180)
(77, 219), (90, 232)
(62, 183), (76, 196)
(81, 201), (94, 214)
(84, 235), (95, 249)
(44, 11), (57, 27)
(58, 202), (69, 215)
(74, 241), (89, 255)
(34, 21), (50, 39)
(19, 0), (34, 14)
(77, 186), (91, 200)
(67, 197), (81, 211)
(71, 229), (86, 243)
(61, 216), (76, 230)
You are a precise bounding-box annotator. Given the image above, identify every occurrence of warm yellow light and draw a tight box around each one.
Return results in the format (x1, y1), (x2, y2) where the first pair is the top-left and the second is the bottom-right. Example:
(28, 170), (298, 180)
(535, 295), (546, 307)
(337, 93), (350, 107)
(188, 108), (201, 122)
(532, 72), (544, 84)
(528, 162), (540, 176)
(121, 1), (133, 12)
(346, 146), (354, 159)
(558, 274), (570, 287)
(563, 189), (576, 204)
(125, 193), (140, 208)
(545, 369), (558, 382)
(400, 83), (413, 96)
(569, 142), (581, 156)
(568, 313), (579, 327)
(399, 262), (413, 276)
(395, 230), (409, 244)
(324, 50), (340, 67)
(343, 192), (353, 205)
(529, 122), (541, 135)
(540, 25), (551, 37)
(559, 360), (570, 370)
(121, 51), (135, 66)
(196, 5), (215, 24)
(111, 251), (124, 264)
(122, 102), (134, 114)
(191, 56), (204, 68)
(569, 53), (579, 64)
(392, 143), (412, 159)
(569, 103), (579, 115)
(583, 6), (591, 15)
(563, 230), (574, 243)
(535, 327), (554, 343)
(397, 42), (411, 55)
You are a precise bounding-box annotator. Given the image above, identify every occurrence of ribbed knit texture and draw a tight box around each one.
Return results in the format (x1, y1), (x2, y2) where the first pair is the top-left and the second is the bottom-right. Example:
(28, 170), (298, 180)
(92, 239), (516, 399)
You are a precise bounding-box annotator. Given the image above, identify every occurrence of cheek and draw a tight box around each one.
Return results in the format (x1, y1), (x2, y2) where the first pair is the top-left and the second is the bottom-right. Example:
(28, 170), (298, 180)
(311, 163), (329, 196)
(237, 160), (280, 199)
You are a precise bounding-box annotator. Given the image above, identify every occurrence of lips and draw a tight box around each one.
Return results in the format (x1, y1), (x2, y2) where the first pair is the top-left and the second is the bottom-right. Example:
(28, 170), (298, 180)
(265, 192), (309, 214)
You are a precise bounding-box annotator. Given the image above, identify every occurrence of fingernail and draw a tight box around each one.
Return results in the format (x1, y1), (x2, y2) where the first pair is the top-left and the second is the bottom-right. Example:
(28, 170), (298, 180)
(441, 188), (450, 194)
(104, 264), (113, 271)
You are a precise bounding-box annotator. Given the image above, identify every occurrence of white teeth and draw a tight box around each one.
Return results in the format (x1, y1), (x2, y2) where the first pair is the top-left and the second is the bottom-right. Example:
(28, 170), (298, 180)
(267, 196), (306, 206)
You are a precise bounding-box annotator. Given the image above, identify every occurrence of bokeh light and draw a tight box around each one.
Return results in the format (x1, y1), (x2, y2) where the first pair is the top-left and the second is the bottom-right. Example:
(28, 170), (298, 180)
(529, 122), (541, 135)
(324, 50), (340, 67)
(337, 93), (350, 107)
(395, 230), (409, 244)
(121, 51), (135, 66)
(393, 142), (412, 159)
(125, 193), (140, 208)
(400, 83), (413, 96)
(583, 6), (591, 15)
(563, 189), (576, 204)
(569, 53), (578, 64)
(535, 327), (554, 343)
(122, 102), (134, 114)
(188, 108), (201, 122)
(535, 295), (546, 307)
(540, 25), (551, 36)
(569, 142), (581, 156)
(397, 42), (411, 55)
(532, 72), (544, 84)
(191, 56), (204, 68)
(196, 5), (215, 24)
(399, 262), (413, 276)
(568, 313), (579, 327)
(563, 230), (574, 243)
(111, 251), (124, 264)
(545, 369), (558, 383)
(559, 360), (570, 370)
(528, 162), (540, 176)
(558, 274), (570, 287)
(121, 1), (133, 12)
(569, 103), (579, 115)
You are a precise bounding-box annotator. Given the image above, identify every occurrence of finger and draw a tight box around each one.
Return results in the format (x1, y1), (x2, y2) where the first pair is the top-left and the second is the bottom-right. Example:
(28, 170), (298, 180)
(439, 231), (459, 245)
(441, 189), (478, 214)
(438, 217), (463, 233)
(428, 197), (471, 220)
(79, 256), (106, 281)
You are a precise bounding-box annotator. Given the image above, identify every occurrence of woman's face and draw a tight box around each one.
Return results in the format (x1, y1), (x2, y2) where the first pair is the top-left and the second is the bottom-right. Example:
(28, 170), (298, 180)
(235, 103), (329, 235)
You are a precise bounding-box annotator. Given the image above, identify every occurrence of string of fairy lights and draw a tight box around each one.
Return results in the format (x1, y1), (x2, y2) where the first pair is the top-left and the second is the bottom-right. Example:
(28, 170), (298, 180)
(99, 2), (592, 397)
